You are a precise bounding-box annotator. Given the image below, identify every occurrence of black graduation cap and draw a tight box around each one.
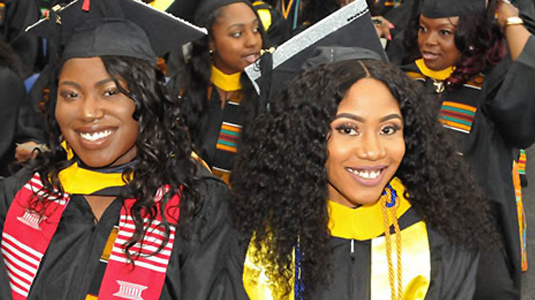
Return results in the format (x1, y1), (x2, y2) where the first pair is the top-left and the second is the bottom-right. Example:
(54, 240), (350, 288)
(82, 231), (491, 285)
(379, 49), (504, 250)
(26, 0), (207, 63)
(245, 0), (387, 100)
(302, 46), (384, 71)
(166, 0), (252, 25)
(420, 0), (486, 18)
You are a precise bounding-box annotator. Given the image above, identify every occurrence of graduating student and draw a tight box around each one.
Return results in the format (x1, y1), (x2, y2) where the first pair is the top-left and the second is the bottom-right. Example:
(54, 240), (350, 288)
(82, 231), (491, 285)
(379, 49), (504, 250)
(166, 0), (266, 184)
(0, 0), (231, 299)
(401, 0), (535, 298)
(223, 48), (497, 300)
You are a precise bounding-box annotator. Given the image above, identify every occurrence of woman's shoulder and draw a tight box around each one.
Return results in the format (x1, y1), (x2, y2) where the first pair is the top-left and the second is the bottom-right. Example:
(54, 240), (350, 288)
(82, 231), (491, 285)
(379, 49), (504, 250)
(0, 166), (35, 210)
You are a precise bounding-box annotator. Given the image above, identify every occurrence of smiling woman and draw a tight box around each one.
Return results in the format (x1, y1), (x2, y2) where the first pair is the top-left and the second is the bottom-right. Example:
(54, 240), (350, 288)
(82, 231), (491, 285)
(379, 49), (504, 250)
(0, 0), (232, 299)
(225, 51), (499, 300)
(56, 57), (139, 168)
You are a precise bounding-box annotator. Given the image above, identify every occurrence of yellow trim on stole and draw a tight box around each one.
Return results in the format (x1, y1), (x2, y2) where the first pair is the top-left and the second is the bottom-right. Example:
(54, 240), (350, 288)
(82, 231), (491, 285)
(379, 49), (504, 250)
(58, 141), (129, 195)
(58, 162), (129, 195)
(210, 66), (242, 92)
(371, 221), (431, 300)
(253, 1), (273, 31)
(149, 0), (174, 11)
(328, 177), (410, 241)
(415, 59), (454, 81)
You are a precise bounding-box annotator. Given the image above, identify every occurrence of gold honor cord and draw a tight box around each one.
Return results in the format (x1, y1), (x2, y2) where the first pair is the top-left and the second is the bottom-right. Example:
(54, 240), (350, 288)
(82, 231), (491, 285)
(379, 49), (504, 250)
(381, 189), (403, 300)
(281, 0), (295, 20)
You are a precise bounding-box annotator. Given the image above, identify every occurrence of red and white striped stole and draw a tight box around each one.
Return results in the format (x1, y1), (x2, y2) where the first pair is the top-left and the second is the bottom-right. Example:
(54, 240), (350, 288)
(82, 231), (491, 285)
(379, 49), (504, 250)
(2, 174), (181, 300)
(98, 186), (180, 300)
(1, 173), (70, 300)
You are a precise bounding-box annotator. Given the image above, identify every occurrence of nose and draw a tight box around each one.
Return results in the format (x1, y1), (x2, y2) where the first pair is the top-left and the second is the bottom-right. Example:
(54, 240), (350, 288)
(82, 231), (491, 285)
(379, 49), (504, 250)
(355, 133), (386, 161)
(244, 30), (260, 49)
(79, 95), (104, 122)
(424, 32), (438, 46)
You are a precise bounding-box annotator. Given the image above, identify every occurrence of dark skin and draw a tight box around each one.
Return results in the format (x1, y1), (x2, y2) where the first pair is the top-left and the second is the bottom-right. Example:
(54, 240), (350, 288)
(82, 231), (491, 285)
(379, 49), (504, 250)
(85, 195), (115, 222)
(56, 57), (139, 222)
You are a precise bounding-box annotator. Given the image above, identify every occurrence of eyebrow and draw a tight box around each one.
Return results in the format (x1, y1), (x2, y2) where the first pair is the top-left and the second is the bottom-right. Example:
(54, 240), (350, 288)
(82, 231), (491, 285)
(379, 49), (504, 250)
(58, 78), (115, 89)
(333, 113), (403, 123)
(227, 18), (259, 31)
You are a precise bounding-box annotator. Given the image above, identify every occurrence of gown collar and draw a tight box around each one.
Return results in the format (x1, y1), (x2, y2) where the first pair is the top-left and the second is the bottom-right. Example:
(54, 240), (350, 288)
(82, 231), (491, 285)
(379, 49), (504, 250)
(58, 143), (133, 195)
(210, 65), (242, 92)
(327, 177), (411, 241)
(415, 59), (455, 81)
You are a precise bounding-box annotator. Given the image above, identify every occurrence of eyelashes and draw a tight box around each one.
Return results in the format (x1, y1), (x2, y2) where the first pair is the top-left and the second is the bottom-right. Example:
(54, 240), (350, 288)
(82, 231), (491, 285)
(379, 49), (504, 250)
(333, 122), (402, 136)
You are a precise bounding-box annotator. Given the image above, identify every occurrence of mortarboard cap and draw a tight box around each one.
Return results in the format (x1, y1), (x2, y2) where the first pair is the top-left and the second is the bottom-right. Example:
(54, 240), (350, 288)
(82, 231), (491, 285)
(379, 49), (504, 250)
(420, 0), (486, 18)
(302, 46), (384, 71)
(26, 0), (207, 63)
(245, 0), (387, 100)
(166, 0), (252, 26)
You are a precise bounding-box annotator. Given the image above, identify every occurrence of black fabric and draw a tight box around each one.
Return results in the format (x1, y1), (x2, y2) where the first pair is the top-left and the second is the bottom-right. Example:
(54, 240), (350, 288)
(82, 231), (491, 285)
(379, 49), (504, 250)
(420, 0), (486, 18)
(253, 1), (291, 47)
(401, 36), (535, 296)
(27, 0), (206, 63)
(62, 18), (156, 62)
(0, 0), (42, 78)
(0, 66), (26, 177)
(222, 207), (479, 300)
(301, 46), (384, 71)
(187, 87), (244, 172)
(248, 0), (386, 104)
(473, 249), (520, 300)
(166, 0), (252, 24)
(13, 64), (52, 146)
(0, 165), (232, 300)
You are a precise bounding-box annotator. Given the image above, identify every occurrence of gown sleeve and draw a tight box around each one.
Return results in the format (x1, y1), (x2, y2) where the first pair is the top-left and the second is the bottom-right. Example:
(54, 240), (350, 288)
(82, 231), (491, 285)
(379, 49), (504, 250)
(175, 173), (233, 300)
(218, 230), (250, 300)
(484, 35), (535, 149)
(427, 228), (480, 300)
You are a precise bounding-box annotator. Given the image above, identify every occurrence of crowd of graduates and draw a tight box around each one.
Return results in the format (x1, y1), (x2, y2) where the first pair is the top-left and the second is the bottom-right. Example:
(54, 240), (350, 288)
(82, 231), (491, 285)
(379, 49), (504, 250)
(0, 0), (534, 299)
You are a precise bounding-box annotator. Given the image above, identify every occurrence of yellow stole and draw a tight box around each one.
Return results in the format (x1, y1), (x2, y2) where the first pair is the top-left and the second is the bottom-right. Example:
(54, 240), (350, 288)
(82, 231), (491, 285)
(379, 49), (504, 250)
(243, 178), (431, 300)
(210, 66), (242, 92)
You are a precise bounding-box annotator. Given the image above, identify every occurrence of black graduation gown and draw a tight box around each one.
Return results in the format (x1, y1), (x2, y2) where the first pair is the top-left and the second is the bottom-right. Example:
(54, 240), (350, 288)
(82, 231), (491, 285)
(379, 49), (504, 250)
(401, 36), (535, 293)
(0, 0), (43, 78)
(222, 208), (479, 300)
(192, 88), (245, 175)
(0, 166), (232, 300)
(0, 66), (25, 177)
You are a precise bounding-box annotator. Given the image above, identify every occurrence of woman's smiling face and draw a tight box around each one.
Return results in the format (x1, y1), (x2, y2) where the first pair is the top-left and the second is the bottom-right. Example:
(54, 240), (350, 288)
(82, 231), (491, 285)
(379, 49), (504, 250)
(56, 57), (138, 167)
(326, 78), (405, 207)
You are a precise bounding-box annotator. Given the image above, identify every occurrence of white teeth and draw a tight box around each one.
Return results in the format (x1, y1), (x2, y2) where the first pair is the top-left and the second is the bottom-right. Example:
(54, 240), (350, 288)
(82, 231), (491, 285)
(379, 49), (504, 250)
(348, 168), (381, 179)
(79, 130), (114, 141)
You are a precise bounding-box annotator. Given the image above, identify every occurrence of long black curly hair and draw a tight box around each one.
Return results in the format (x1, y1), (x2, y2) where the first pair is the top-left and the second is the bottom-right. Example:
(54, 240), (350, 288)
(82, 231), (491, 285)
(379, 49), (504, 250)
(29, 55), (201, 259)
(403, 4), (506, 88)
(167, 2), (266, 143)
(230, 59), (498, 297)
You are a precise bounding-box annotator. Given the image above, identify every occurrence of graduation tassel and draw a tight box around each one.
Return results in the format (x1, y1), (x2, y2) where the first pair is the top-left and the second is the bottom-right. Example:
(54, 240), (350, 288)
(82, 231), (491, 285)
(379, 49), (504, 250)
(82, 0), (91, 12)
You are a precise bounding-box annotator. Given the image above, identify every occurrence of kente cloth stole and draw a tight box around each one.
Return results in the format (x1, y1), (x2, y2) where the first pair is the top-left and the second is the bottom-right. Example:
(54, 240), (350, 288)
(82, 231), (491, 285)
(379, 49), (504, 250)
(1, 173), (181, 300)
(412, 60), (482, 155)
(209, 67), (245, 184)
(243, 178), (431, 300)
(513, 161), (528, 271)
